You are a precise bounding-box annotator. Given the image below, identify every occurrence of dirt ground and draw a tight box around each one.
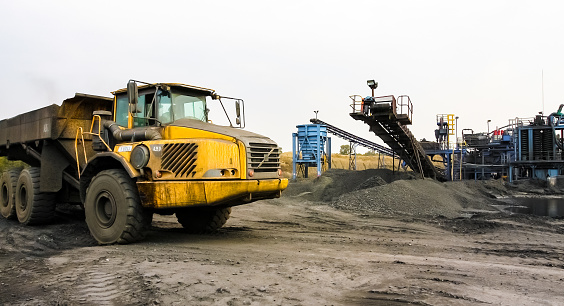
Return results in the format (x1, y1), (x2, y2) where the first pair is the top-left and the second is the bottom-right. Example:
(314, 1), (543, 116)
(1, 169), (564, 305)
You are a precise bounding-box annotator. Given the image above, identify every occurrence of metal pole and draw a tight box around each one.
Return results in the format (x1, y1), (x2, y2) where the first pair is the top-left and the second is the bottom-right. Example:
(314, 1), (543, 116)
(455, 116), (459, 148)
(393, 151), (395, 175)
(317, 126), (322, 177)
(292, 133), (297, 180)
(487, 120), (491, 136)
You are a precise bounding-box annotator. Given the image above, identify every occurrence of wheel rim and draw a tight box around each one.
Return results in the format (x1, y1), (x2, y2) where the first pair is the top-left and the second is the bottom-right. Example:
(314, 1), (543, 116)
(94, 191), (117, 228)
(1, 183), (8, 209)
(19, 185), (28, 211)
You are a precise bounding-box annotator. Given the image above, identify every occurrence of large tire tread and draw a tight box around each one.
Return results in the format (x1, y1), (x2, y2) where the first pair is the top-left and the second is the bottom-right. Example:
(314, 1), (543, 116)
(176, 207), (231, 233)
(85, 169), (149, 245)
(0, 169), (20, 219)
(16, 167), (56, 225)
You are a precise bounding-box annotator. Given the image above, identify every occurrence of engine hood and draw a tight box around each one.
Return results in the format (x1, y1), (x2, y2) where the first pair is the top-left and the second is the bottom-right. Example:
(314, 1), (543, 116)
(169, 118), (277, 146)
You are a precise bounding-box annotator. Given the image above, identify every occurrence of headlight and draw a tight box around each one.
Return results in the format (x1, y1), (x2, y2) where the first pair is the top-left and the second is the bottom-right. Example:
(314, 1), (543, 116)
(130, 145), (150, 169)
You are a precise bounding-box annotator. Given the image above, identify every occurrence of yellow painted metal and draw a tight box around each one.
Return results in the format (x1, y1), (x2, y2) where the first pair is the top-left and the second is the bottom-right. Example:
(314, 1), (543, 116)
(74, 127), (87, 178)
(137, 178), (289, 209)
(83, 115), (111, 151)
(447, 114), (455, 136)
(237, 139), (247, 179)
(114, 144), (132, 161)
(114, 138), (242, 180)
(163, 126), (234, 142)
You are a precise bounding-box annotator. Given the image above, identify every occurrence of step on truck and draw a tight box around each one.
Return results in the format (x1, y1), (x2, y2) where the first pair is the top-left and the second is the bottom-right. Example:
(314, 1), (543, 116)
(0, 80), (288, 244)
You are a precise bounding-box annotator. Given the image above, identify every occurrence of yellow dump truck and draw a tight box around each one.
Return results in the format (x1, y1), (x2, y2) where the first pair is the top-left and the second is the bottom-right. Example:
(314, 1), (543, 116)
(0, 81), (288, 244)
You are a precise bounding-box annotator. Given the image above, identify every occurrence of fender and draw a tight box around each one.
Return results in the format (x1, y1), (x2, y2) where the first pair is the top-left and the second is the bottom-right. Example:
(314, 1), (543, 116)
(79, 152), (141, 203)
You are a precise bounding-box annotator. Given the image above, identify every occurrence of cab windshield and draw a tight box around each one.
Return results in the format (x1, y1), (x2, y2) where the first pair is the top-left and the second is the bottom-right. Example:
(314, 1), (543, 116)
(115, 89), (209, 127)
(157, 90), (207, 124)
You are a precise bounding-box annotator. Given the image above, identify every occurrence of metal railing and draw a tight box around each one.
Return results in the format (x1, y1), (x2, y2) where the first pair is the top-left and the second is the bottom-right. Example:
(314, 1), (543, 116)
(350, 94), (413, 123)
(396, 95), (413, 123)
(349, 95), (364, 113)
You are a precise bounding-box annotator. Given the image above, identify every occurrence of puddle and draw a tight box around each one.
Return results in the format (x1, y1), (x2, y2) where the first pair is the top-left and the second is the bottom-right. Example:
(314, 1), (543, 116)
(497, 196), (564, 218)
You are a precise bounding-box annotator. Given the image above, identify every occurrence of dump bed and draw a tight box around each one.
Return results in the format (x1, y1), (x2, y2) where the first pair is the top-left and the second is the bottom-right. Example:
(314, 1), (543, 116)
(0, 104), (59, 147)
(0, 94), (113, 151)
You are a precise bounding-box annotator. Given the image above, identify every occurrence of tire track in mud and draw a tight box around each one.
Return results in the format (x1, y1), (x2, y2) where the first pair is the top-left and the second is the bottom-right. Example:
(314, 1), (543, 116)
(45, 254), (157, 305)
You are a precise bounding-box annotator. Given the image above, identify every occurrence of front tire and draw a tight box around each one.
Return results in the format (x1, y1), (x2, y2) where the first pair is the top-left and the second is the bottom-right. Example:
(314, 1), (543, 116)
(176, 207), (231, 233)
(84, 169), (149, 245)
(0, 169), (19, 219)
(15, 168), (56, 225)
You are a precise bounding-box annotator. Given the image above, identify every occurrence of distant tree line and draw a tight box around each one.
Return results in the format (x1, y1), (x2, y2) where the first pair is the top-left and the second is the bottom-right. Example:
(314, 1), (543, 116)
(339, 145), (378, 156)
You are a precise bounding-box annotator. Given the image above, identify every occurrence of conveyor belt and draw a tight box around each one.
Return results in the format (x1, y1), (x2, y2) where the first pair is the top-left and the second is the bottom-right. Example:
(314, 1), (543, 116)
(310, 118), (394, 156)
(349, 96), (443, 180)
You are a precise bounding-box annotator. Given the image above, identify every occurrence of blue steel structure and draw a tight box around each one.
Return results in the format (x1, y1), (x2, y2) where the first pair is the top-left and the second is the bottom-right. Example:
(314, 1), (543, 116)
(292, 124), (331, 179)
(509, 112), (564, 181)
(435, 111), (564, 182)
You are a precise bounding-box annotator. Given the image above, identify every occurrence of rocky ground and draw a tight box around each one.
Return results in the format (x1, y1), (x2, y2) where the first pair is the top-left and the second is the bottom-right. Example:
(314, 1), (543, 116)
(1, 169), (564, 305)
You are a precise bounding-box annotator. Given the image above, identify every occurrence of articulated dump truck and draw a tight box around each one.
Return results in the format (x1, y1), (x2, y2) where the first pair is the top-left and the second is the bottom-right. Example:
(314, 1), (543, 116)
(0, 81), (288, 244)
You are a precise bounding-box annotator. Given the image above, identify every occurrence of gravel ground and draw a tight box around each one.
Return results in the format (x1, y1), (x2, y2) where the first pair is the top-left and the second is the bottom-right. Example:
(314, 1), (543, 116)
(2, 169), (564, 305)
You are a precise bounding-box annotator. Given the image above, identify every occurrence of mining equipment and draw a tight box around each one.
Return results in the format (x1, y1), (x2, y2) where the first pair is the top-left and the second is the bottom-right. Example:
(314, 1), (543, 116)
(0, 80), (288, 244)
(349, 80), (443, 180)
(416, 105), (564, 181)
(459, 108), (564, 181)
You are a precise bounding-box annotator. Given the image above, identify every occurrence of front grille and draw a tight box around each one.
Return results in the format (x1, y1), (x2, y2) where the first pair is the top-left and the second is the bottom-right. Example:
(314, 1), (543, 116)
(161, 143), (198, 178)
(247, 142), (280, 173)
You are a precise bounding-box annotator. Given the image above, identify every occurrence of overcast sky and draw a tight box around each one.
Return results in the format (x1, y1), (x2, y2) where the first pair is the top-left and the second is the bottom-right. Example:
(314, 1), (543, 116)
(2, 1), (563, 153)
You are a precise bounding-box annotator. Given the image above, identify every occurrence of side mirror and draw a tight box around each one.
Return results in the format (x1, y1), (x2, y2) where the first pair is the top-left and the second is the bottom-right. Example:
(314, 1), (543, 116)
(127, 80), (138, 110)
(235, 101), (241, 126)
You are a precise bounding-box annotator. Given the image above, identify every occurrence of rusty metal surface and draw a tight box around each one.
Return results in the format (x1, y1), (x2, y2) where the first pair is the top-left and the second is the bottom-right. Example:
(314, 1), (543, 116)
(0, 94), (112, 150)
(0, 105), (58, 146)
(40, 142), (70, 192)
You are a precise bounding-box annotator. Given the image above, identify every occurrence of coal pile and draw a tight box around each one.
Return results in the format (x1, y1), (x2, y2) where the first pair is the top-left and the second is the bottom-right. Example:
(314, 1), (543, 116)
(285, 169), (506, 218)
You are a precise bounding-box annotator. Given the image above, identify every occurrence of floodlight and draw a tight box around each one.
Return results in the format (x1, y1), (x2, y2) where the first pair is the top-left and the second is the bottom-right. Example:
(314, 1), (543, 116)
(367, 80), (378, 89)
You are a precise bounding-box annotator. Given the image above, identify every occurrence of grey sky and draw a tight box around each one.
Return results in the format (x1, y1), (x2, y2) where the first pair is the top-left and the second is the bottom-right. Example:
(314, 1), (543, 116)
(2, 1), (563, 153)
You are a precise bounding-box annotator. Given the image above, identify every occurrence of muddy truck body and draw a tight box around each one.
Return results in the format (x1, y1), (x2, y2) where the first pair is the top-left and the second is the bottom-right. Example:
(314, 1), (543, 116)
(0, 81), (288, 244)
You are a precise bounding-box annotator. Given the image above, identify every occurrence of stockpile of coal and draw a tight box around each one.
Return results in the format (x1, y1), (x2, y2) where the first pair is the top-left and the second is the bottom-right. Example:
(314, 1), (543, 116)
(285, 169), (508, 218)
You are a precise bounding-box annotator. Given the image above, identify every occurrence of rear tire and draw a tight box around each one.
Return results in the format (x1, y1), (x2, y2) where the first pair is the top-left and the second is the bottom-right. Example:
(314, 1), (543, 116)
(15, 167), (56, 225)
(0, 169), (19, 219)
(84, 169), (149, 245)
(176, 207), (231, 233)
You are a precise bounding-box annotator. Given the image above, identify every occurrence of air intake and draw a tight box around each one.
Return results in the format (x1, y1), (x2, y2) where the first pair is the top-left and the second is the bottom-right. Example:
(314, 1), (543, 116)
(161, 143), (198, 178)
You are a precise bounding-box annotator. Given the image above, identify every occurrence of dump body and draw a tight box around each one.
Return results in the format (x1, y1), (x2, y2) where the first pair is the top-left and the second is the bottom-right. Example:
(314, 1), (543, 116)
(0, 94), (113, 193)
(0, 94), (112, 147)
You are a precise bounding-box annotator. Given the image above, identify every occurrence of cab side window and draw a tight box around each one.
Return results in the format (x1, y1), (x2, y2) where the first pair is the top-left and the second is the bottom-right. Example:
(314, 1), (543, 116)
(115, 96), (129, 127)
(133, 92), (156, 127)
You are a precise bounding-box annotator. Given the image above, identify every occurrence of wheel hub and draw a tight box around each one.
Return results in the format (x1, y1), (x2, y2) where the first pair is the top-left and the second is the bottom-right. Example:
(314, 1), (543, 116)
(19, 186), (27, 211)
(1, 183), (8, 208)
(95, 191), (117, 228)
